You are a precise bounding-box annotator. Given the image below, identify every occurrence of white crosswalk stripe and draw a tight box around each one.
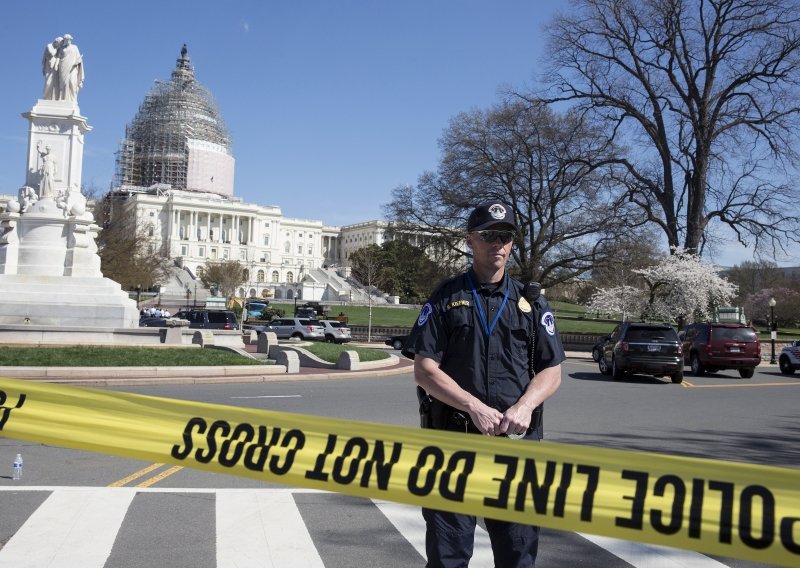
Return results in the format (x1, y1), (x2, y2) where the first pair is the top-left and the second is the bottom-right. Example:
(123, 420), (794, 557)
(578, 534), (731, 568)
(0, 488), (135, 568)
(0, 487), (745, 567)
(216, 489), (324, 568)
(374, 499), (495, 567)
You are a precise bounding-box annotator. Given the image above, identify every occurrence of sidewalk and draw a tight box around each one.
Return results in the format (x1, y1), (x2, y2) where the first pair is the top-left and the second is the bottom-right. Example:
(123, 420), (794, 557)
(0, 347), (589, 387)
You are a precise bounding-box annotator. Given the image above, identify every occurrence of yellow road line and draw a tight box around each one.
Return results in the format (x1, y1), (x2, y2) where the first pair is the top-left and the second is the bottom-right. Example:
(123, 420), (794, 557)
(108, 463), (165, 487)
(136, 465), (184, 488)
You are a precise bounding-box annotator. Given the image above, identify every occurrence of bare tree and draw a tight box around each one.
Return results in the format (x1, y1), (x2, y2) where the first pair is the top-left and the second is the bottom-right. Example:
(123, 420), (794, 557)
(724, 259), (787, 302)
(349, 245), (383, 341)
(95, 192), (171, 290)
(544, 0), (800, 256)
(386, 100), (631, 288)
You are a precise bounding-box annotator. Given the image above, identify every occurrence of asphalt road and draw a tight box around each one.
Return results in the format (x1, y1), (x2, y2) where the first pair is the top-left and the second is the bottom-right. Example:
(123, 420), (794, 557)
(1, 356), (797, 567)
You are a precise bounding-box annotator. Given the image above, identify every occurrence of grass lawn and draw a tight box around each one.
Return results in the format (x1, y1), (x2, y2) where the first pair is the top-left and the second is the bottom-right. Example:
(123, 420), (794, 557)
(0, 346), (266, 367)
(300, 342), (390, 363)
(266, 303), (419, 327)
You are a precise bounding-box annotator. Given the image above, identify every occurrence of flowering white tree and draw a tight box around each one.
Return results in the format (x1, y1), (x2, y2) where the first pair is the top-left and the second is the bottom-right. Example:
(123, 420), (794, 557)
(585, 285), (647, 321)
(587, 249), (737, 323)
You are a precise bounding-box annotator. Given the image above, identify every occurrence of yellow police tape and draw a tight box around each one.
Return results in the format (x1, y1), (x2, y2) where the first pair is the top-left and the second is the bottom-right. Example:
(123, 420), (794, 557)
(1, 376), (798, 566)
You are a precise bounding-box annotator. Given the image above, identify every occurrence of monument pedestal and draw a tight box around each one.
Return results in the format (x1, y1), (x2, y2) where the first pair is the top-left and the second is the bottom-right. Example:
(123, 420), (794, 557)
(0, 98), (139, 330)
(0, 274), (138, 328)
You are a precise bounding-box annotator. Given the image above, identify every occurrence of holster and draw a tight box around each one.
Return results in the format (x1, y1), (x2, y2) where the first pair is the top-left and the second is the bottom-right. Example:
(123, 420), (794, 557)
(417, 386), (448, 430)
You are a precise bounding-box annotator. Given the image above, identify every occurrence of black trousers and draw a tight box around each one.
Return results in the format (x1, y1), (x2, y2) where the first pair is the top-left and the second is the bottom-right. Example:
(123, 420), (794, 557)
(422, 428), (541, 567)
(422, 507), (540, 568)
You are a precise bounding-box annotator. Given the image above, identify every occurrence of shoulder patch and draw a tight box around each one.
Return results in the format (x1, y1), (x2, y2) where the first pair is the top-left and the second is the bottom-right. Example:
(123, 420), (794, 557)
(446, 299), (470, 311)
(417, 303), (434, 327)
(541, 311), (556, 336)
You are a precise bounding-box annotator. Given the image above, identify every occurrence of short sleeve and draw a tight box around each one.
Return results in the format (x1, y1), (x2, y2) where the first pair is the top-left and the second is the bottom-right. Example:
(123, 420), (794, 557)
(533, 299), (566, 372)
(402, 297), (448, 362)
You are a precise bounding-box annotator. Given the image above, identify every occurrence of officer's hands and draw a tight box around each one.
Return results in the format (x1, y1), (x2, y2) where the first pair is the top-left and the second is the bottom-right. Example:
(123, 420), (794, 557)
(468, 403), (504, 436)
(500, 403), (532, 437)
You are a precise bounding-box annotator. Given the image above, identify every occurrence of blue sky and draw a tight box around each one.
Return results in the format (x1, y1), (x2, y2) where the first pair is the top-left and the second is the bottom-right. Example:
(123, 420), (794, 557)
(1, 0), (793, 267)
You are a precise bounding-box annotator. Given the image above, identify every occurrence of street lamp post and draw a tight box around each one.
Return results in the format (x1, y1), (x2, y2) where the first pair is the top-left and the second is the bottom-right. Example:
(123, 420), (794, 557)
(769, 297), (777, 364)
(185, 288), (191, 309)
(135, 284), (141, 309)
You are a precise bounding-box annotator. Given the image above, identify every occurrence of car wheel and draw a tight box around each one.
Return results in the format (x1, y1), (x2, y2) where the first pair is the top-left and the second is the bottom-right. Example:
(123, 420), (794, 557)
(291, 332), (303, 339)
(591, 346), (602, 362)
(612, 357), (624, 381)
(779, 355), (796, 375)
(392, 339), (404, 350)
(738, 367), (755, 379)
(598, 356), (611, 375)
(670, 370), (684, 384)
(690, 354), (705, 376)
(325, 335), (335, 343)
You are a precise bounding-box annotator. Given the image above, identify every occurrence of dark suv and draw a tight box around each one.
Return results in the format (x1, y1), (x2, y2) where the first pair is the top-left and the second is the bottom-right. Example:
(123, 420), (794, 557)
(598, 322), (684, 383)
(681, 322), (760, 378)
(174, 309), (239, 330)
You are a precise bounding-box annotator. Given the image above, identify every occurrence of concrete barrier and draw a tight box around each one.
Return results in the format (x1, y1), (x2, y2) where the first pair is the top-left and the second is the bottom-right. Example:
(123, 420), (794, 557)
(336, 350), (360, 370)
(273, 349), (300, 373)
(192, 330), (215, 348)
(160, 327), (184, 345)
(258, 331), (278, 354)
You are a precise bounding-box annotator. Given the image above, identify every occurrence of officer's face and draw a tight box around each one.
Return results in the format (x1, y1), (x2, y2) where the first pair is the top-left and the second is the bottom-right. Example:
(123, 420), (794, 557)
(467, 230), (513, 273)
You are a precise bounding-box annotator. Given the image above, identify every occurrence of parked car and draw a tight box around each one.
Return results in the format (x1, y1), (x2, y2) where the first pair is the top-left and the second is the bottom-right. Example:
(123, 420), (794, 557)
(264, 318), (325, 340)
(598, 322), (684, 383)
(139, 316), (168, 327)
(778, 340), (800, 375)
(316, 319), (352, 343)
(385, 335), (409, 351)
(591, 335), (609, 362)
(173, 309), (239, 330)
(681, 322), (761, 378)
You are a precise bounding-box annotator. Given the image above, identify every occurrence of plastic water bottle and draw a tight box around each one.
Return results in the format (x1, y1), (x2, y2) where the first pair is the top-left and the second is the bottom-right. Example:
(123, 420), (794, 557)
(12, 454), (23, 481)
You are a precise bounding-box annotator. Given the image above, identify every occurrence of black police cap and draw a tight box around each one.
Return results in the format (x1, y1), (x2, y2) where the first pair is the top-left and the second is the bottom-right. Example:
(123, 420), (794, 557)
(466, 201), (517, 232)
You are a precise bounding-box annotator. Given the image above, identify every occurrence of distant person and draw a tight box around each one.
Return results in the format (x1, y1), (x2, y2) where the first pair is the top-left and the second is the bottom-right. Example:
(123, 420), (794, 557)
(42, 36), (62, 99)
(162, 308), (171, 318)
(57, 34), (84, 102)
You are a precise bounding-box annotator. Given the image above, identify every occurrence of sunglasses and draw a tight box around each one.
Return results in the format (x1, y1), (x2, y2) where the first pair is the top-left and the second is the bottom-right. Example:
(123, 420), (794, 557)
(474, 230), (515, 244)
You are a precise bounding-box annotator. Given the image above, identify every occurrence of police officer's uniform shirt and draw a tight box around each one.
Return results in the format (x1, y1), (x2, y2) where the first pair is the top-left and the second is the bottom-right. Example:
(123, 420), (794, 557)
(403, 268), (565, 413)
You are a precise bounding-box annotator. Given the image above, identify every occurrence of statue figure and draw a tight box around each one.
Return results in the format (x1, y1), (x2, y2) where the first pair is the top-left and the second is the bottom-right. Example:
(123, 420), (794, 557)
(56, 185), (88, 218)
(56, 34), (84, 103)
(37, 142), (57, 199)
(19, 186), (38, 212)
(42, 36), (62, 100)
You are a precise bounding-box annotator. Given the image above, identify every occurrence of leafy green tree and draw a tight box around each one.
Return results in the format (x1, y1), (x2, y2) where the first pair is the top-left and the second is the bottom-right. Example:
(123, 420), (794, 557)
(199, 260), (246, 302)
(349, 241), (448, 303)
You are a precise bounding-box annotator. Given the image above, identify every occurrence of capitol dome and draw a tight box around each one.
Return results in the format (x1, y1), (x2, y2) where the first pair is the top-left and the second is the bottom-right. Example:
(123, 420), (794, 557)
(115, 45), (235, 197)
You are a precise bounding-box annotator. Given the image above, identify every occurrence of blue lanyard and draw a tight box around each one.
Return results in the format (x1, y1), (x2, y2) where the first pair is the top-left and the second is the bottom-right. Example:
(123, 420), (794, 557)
(466, 271), (510, 337)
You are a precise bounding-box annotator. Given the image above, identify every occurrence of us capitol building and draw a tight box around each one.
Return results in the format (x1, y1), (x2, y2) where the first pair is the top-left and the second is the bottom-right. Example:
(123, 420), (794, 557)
(104, 47), (437, 303)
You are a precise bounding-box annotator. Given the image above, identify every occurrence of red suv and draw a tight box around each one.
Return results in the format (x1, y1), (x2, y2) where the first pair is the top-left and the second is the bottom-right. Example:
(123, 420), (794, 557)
(681, 323), (761, 378)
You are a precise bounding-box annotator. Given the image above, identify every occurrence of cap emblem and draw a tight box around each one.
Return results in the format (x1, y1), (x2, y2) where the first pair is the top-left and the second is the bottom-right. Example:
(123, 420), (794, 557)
(489, 204), (506, 220)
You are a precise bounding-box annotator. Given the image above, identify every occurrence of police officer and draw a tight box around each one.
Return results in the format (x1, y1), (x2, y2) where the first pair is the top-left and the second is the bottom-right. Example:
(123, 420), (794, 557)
(403, 201), (565, 568)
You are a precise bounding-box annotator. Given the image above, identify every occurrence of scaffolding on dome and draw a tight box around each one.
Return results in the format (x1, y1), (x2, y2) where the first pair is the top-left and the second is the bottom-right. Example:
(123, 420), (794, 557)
(114, 45), (233, 193)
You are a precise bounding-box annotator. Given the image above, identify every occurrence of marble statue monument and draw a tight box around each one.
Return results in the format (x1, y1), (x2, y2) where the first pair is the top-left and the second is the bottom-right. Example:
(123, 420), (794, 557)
(0, 35), (139, 331)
